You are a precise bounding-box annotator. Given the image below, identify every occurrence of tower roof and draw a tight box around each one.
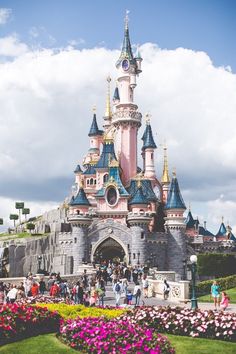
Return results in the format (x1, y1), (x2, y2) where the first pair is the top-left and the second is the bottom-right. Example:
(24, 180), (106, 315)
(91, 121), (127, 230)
(83, 164), (96, 175)
(69, 187), (91, 206)
(96, 141), (117, 169)
(74, 164), (83, 174)
(165, 173), (186, 210)
(216, 221), (227, 237)
(113, 86), (120, 101)
(128, 179), (157, 202)
(142, 122), (157, 150)
(116, 11), (135, 67)
(129, 186), (149, 205)
(185, 210), (195, 228)
(88, 113), (103, 137)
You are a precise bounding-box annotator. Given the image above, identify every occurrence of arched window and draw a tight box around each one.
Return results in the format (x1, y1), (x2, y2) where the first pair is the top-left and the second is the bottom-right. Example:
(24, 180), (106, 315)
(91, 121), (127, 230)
(103, 174), (109, 183)
(87, 179), (90, 186)
(90, 178), (93, 185)
(94, 179), (97, 185)
(141, 231), (145, 239)
(151, 152), (154, 160)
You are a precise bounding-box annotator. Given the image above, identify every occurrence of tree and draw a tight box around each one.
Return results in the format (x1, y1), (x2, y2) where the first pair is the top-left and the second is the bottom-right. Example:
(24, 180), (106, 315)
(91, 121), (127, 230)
(15, 202), (24, 224)
(0, 218), (3, 225)
(26, 223), (35, 235)
(9, 214), (19, 228)
(22, 208), (30, 221)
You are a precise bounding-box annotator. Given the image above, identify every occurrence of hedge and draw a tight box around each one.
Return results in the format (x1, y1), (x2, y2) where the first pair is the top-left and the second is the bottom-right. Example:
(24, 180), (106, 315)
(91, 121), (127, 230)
(195, 274), (236, 297)
(197, 253), (236, 277)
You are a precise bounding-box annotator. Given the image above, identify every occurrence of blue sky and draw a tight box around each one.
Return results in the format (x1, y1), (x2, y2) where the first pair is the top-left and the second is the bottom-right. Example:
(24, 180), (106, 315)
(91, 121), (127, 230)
(0, 0), (236, 235)
(1, 0), (236, 71)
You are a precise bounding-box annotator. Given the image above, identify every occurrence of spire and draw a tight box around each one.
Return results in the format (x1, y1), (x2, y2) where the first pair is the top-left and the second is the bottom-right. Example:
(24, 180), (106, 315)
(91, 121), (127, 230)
(165, 171), (186, 210)
(69, 187), (91, 206)
(142, 114), (157, 150)
(104, 76), (112, 119)
(185, 209), (195, 228)
(129, 185), (149, 205)
(116, 10), (134, 67)
(216, 218), (227, 237)
(161, 143), (170, 184)
(88, 109), (103, 137)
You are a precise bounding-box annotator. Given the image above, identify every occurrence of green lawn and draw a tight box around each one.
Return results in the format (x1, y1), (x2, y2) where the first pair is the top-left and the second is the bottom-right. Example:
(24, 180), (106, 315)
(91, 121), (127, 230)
(198, 287), (236, 303)
(1, 333), (236, 354)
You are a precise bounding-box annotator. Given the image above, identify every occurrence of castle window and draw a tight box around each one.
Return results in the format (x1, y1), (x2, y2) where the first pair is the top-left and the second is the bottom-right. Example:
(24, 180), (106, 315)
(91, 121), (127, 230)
(74, 237), (77, 243)
(90, 178), (93, 185)
(151, 152), (154, 160)
(106, 186), (118, 206)
(76, 210), (80, 215)
(87, 179), (90, 185)
(141, 231), (145, 239)
(133, 253), (136, 259)
(94, 179), (97, 185)
(103, 174), (109, 183)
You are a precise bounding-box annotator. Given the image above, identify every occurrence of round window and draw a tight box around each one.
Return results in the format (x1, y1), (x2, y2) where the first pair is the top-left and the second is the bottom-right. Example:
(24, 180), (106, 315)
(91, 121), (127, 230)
(107, 187), (118, 206)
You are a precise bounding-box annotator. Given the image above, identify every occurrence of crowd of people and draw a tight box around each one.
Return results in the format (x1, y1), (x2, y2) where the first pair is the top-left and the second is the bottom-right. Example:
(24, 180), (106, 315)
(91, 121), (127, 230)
(0, 263), (153, 307)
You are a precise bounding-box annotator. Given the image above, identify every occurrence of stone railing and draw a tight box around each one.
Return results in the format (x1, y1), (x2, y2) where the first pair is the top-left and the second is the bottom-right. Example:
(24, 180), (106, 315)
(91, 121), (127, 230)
(149, 270), (176, 282)
(147, 278), (190, 303)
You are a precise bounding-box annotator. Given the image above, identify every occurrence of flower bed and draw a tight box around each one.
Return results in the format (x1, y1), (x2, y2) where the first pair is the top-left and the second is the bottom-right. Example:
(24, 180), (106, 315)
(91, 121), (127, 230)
(37, 303), (126, 319)
(16, 295), (73, 305)
(60, 316), (175, 353)
(0, 303), (60, 345)
(119, 306), (236, 342)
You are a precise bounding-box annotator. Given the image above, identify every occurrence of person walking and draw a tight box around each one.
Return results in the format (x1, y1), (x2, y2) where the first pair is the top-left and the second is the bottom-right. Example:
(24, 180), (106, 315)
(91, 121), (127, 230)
(7, 285), (18, 304)
(220, 291), (230, 311)
(211, 280), (220, 310)
(39, 278), (46, 295)
(0, 282), (5, 305)
(113, 279), (122, 307)
(142, 275), (149, 298)
(163, 279), (170, 300)
(133, 281), (141, 306)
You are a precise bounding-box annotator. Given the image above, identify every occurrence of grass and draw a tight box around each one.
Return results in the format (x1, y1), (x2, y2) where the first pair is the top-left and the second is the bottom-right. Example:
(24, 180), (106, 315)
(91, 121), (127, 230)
(0, 232), (49, 240)
(166, 334), (236, 353)
(1, 333), (236, 354)
(198, 286), (236, 303)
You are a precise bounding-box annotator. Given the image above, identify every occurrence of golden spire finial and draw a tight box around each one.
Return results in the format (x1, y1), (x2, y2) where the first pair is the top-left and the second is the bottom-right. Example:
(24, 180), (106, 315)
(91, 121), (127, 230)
(145, 113), (151, 125)
(136, 173), (142, 188)
(161, 141), (170, 184)
(104, 75), (112, 119)
(92, 105), (96, 113)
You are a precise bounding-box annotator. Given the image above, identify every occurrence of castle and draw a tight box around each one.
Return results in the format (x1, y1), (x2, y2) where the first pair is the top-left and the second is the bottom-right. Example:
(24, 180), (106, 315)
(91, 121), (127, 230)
(1, 14), (235, 278)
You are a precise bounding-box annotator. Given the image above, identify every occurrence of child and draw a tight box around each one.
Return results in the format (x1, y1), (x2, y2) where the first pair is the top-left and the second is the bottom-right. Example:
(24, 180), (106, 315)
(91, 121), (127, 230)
(126, 290), (133, 305)
(220, 291), (230, 310)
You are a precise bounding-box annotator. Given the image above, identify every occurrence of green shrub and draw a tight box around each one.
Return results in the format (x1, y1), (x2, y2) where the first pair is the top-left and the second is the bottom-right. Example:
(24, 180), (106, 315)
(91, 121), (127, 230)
(197, 253), (236, 277)
(37, 303), (126, 319)
(196, 274), (236, 296)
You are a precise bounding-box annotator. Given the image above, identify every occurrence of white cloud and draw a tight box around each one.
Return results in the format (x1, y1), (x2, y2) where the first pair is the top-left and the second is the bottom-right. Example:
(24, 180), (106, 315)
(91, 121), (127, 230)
(206, 197), (236, 234)
(0, 41), (236, 233)
(0, 8), (11, 25)
(0, 35), (28, 57)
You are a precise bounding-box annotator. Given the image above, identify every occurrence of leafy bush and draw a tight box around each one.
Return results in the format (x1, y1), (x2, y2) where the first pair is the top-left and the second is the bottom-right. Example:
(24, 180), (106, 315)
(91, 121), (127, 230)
(60, 316), (175, 353)
(119, 306), (236, 342)
(196, 274), (236, 296)
(198, 254), (236, 277)
(37, 303), (126, 319)
(0, 303), (60, 345)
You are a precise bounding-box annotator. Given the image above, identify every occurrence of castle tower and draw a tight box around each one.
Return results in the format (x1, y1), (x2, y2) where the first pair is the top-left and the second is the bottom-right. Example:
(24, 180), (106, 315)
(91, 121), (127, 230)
(165, 171), (187, 278)
(142, 114), (157, 179)
(161, 145), (170, 203)
(112, 12), (142, 185)
(83, 109), (103, 165)
(68, 185), (92, 265)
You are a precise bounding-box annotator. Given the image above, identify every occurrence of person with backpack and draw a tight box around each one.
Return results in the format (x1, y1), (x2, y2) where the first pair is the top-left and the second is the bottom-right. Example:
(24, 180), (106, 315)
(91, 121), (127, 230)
(133, 282), (142, 306)
(142, 275), (149, 298)
(163, 279), (170, 300)
(113, 279), (122, 307)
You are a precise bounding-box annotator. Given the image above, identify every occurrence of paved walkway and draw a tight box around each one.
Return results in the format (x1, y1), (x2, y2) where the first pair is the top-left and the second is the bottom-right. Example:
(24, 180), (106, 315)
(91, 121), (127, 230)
(103, 283), (236, 312)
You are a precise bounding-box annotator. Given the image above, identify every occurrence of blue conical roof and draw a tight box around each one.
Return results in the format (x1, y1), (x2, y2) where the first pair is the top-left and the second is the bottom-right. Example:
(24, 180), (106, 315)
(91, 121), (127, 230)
(96, 164), (129, 198)
(216, 222), (227, 237)
(96, 142), (117, 168)
(116, 19), (135, 67)
(165, 175), (186, 210)
(185, 210), (195, 228)
(129, 186), (149, 205)
(113, 87), (120, 101)
(74, 164), (83, 174)
(83, 164), (96, 175)
(69, 188), (91, 206)
(88, 114), (103, 137)
(142, 124), (157, 150)
(229, 232), (236, 242)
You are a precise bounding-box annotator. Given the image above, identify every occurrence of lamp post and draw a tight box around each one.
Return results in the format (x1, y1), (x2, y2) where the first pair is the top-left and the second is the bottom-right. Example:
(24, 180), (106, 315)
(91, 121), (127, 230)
(37, 255), (42, 272)
(137, 251), (140, 265)
(190, 254), (198, 310)
(182, 258), (187, 280)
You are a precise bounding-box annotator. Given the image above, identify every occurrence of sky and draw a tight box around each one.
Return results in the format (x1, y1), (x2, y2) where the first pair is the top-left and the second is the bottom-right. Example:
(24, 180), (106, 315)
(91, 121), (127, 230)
(0, 0), (236, 234)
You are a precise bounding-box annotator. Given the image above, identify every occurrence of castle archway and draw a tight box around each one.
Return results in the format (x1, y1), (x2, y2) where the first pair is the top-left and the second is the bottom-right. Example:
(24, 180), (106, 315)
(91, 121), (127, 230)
(92, 237), (126, 264)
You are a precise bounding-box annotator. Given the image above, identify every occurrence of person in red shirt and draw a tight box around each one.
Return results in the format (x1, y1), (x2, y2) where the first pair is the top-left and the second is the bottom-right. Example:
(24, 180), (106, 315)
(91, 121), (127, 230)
(50, 282), (59, 297)
(31, 281), (39, 297)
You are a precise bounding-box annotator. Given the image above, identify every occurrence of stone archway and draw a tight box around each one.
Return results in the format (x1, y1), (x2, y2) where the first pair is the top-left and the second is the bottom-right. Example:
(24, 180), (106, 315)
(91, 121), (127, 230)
(92, 237), (126, 263)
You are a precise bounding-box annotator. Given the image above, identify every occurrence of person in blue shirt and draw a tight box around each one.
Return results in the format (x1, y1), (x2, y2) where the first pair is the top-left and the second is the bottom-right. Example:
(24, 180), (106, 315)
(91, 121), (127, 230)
(211, 280), (220, 310)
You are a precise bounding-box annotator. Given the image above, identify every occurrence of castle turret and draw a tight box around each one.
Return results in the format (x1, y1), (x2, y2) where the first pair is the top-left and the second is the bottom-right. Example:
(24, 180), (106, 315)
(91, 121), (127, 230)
(83, 109), (103, 165)
(112, 12), (142, 185)
(165, 171), (187, 278)
(142, 115), (157, 179)
(161, 144), (170, 204)
(68, 185), (92, 265)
